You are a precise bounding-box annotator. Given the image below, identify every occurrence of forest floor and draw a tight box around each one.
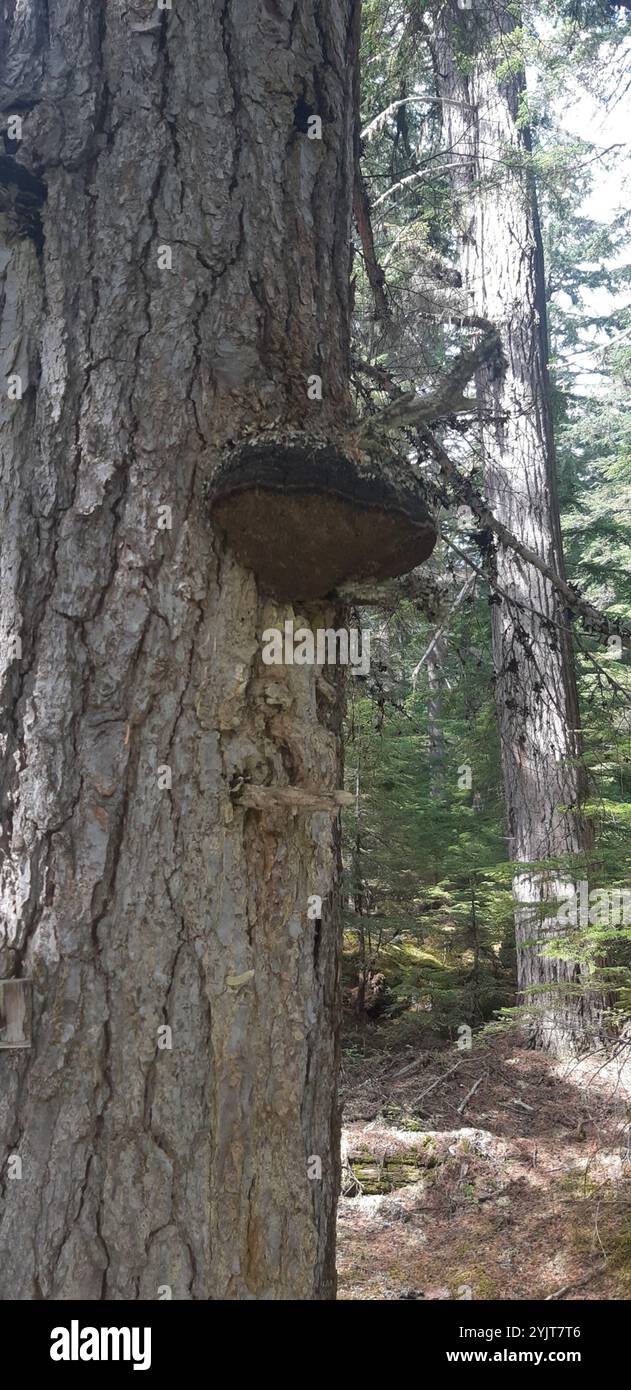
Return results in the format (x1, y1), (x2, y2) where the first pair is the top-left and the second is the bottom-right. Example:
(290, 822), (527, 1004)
(337, 1031), (631, 1300)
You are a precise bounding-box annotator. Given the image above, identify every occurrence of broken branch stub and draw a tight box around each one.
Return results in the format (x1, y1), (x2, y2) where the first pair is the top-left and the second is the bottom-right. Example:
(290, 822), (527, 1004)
(234, 784), (354, 814)
(208, 432), (437, 601)
(0, 979), (32, 1049)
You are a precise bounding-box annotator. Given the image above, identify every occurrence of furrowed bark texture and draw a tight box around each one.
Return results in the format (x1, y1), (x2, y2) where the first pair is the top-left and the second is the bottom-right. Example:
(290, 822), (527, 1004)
(0, 0), (358, 1299)
(436, 0), (604, 1055)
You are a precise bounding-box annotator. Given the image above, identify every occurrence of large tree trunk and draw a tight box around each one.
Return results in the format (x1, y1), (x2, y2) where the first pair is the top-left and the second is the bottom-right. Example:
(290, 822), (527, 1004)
(0, 0), (359, 1300)
(435, 0), (605, 1054)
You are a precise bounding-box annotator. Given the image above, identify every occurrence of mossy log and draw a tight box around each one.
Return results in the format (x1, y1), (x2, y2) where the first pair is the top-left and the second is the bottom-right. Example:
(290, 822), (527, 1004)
(346, 1148), (438, 1195)
(208, 431), (437, 601)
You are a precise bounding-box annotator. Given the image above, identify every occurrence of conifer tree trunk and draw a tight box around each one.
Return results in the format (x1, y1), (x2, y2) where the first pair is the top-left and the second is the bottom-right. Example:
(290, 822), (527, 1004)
(0, 0), (360, 1300)
(435, 0), (605, 1054)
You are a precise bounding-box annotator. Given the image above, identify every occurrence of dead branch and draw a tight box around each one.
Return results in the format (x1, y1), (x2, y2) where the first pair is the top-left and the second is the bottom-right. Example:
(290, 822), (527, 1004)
(544, 1261), (607, 1301)
(357, 326), (502, 440)
(457, 1074), (484, 1114)
(423, 426), (631, 653)
(354, 338), (631, 652)
(412, 574), (476, 687)
(353, 168), (390, 324)
(413, 1059), (463, 1106)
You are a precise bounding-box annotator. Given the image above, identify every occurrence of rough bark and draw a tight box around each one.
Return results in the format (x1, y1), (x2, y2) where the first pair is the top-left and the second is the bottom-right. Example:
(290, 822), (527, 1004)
(435, 0), (605, 1055)
(0, 0), (359, 1300)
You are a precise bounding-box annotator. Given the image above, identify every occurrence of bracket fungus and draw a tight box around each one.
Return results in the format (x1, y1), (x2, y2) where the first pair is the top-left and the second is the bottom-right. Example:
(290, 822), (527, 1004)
(208, 432), (437, 601)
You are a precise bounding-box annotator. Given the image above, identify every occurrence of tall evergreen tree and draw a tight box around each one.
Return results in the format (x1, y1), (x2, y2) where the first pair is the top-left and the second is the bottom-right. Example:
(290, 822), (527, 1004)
(433, 0), (608, 1054)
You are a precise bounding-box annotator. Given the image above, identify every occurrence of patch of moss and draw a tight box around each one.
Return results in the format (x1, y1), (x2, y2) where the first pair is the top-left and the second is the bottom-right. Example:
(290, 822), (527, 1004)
(447, 1265), (500, 1300)
(605, 1219), (631, 1292)
(559, 1168), (611, 1200)
(570, 1201), (631, 1295)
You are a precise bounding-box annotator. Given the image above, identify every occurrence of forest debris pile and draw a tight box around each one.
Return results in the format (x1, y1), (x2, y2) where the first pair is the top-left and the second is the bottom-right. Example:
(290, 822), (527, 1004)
(338, 1035), (631, 1300)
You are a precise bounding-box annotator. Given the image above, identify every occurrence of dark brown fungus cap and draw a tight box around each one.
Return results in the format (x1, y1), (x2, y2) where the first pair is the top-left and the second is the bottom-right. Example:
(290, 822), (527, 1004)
(208, 433), (437, 601)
